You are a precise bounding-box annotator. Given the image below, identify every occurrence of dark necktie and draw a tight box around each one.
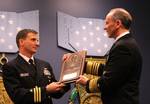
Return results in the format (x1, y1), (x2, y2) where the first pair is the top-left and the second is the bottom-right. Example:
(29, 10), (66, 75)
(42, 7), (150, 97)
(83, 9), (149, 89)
(29, 59), (35, 67)
(29, 59), (37, 79)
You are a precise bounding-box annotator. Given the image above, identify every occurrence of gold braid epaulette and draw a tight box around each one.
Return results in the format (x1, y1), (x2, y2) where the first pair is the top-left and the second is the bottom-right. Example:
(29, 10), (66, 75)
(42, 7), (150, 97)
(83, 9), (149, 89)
(89, 77), (100, 93)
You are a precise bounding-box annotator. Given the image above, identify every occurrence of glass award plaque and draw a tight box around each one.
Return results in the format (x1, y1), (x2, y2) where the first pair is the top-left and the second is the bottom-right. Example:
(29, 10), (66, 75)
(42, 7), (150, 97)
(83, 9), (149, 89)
(59, 51), (87, 83)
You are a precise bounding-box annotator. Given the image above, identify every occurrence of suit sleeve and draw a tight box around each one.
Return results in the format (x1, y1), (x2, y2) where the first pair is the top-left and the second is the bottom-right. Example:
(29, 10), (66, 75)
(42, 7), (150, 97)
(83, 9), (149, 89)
(99, 45), (134, 94)
(86, 45), (134, 94)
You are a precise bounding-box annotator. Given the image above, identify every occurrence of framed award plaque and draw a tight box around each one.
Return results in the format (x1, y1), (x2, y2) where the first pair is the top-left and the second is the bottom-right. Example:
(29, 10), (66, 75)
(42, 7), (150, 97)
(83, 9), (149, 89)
(59, 51), (87, 83)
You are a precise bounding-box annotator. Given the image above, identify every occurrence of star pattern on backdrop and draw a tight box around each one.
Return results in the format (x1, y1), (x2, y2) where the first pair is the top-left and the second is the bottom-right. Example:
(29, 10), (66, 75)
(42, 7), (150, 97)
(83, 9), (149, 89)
(57, 11), (114, 56)
(0, 10), (39, 53)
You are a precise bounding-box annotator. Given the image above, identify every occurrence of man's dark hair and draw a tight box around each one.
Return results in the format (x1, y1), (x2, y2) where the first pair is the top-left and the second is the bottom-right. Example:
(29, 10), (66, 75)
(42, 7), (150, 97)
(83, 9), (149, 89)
(16, 29), (38, 47)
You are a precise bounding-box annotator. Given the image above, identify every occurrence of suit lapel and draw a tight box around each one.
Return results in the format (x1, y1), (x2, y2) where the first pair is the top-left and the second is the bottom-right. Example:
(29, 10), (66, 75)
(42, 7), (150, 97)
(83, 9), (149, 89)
(105, 33), (132, 61)
(109, 33), (132, 53)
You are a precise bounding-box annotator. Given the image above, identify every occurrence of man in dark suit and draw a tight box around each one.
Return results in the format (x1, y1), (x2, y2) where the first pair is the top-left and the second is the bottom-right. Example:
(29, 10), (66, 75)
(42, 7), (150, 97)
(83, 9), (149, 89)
(2, 29), (70, 104)
(76, 8), (142, 104)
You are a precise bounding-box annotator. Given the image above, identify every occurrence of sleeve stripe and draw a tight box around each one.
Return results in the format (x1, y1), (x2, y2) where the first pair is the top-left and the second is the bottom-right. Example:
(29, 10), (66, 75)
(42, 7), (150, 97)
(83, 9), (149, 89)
(33, 87), (36, 102)
(39, 87), (41, 102)
(36, 86), (39, 102)
(33, 86), (41, 103)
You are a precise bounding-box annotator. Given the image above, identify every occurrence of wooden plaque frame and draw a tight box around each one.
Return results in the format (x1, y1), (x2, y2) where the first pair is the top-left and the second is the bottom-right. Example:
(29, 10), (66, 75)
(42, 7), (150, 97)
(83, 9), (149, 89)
(59, 51), (87, 83)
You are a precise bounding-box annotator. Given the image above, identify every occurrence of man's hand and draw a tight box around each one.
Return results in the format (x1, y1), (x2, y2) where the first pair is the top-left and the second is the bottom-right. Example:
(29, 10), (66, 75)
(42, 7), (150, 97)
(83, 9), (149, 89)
(76, 75), (89, 85)
(46, 82), (65, 93)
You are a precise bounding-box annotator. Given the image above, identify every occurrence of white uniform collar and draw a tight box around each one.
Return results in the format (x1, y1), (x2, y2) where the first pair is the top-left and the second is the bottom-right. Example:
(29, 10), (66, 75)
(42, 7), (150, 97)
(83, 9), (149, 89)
(19, 53), (34, 64)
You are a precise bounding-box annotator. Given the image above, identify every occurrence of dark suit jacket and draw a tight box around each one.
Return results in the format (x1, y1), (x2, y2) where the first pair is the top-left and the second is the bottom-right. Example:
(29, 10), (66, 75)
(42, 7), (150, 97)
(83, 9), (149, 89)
(97, 34), (142, 104)
(2, 55), (70, 104)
